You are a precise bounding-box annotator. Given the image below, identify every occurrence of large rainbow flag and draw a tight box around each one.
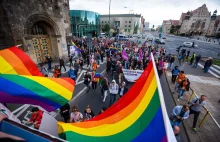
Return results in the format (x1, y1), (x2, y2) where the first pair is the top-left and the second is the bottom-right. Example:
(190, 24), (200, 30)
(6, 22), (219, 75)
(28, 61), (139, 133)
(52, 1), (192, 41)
(57, 56), (176, 142)
(0, 46), (75, 112)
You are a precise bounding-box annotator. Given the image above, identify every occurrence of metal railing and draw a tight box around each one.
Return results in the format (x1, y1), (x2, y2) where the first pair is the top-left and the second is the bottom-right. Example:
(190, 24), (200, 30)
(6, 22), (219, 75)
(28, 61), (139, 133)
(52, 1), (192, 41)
(188, 87), (220, 129)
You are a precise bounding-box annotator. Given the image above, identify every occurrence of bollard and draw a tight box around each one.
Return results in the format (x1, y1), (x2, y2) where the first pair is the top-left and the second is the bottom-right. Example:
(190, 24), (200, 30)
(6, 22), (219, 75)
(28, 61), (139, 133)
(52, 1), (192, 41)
(199, 111), (210, 128)
(188, 91), (195, 102)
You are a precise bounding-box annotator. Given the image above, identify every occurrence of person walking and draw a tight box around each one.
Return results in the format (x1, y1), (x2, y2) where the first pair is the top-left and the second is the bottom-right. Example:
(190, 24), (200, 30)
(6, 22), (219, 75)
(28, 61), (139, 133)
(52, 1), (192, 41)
(46, 55), (52, 70)
(174, 71), (186, 93)
(70, 106), (83, 123)
(69, 55), (73, 66)
(109, 80), (119, 106)
(170, 105), (190, 127)
(84, 105), (95, 121)
(189, 52), (196, 65)
(186, 50), (190, 61)
(84, 72), (91, 93)
(60, 103), (70, 123)
(102, 78), (109, 103)
(193, 54), (201, 68)
(171, 66), (180, 84)
(168, 55), (175, 70)
(117, 63), (123, 84)
(118, 81), (128, 98)
(177, 78), (190, 101)
(92, 61), (98, 72)
(204, 57), (213, 73)
(74, 60), (79, 78)
(53, 66), (61, 78)
(189, 95), (207, 132)
(59, 57), (66, 72)
(163, 60), (169, 74)
(106, 58), (112, 76)
(68, 65), (76, 81)
(91, 72), (98, 91)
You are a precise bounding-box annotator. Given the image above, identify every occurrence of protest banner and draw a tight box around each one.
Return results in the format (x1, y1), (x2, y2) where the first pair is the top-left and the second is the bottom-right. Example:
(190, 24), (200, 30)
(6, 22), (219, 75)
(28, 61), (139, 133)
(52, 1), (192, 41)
(122, 69), (143, 82)
(0, 103), (21, 124)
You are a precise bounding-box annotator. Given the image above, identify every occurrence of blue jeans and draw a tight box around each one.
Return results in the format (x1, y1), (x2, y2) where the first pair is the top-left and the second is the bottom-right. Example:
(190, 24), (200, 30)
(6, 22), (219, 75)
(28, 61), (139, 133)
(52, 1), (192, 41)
(109, 93), (117, 106)
(204, 66), (210, 73)
(174, 82), (179, 92)
(48, 62), (51, 69)
(193, 62), (198, 68)
(178, 89), (185, 99)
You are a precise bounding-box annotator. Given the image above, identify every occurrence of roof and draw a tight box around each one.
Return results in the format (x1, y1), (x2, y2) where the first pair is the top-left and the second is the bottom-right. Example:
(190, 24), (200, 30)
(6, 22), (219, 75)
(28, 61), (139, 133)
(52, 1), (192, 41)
(171, 20), (179, 26)
(101, 14), (141, 18)
(180, 13), (186, 20)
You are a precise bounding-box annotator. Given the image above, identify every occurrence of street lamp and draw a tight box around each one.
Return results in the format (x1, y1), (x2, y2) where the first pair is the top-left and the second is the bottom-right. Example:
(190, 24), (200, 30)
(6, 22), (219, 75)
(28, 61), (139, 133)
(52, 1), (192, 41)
(109, 0), (111, 38)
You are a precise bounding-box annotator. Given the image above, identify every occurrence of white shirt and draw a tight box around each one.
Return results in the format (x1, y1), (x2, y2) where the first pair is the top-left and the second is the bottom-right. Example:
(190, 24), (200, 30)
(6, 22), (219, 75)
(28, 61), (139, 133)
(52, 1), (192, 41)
(70, 112), (83, 122)
(120, 87), (124, 96)
(109, 84), (119, 94)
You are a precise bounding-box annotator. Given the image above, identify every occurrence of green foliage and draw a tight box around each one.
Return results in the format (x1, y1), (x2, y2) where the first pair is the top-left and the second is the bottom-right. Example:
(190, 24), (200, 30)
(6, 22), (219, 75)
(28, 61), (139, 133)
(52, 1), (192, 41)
(102, 24), (110, 33)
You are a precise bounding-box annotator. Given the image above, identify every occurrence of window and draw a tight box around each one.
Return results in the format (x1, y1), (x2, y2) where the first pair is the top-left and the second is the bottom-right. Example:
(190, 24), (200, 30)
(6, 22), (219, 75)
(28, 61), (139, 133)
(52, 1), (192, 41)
(125, 29), (127, 32)
(129, 21), (131, 23)
(125, 21), (127, 23)
(219, 28), (220, 31)
(105, 21), (106, 23)
(129, 25), (130, 27)
(128, 29), (130, 32)
(102, 21), (103, 23)
(125, 25), (127, 27)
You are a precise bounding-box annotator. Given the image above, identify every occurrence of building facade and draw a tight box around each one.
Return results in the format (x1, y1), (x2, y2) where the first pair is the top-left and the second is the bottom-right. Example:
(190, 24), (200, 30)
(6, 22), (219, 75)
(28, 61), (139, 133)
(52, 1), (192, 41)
(70, 10), (100, 37)
(0, 0), (71, 63)
(144, 22), (150, 32)
(162, 20), (179, 33)
(179, 4), (211, 35)
(100, 14), (144, 35)
(207, 10), (220, 36)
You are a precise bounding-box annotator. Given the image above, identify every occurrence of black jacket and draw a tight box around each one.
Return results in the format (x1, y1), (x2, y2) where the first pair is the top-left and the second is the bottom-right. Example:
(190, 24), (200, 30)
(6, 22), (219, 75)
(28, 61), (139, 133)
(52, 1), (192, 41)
(118, 87), (128, 96)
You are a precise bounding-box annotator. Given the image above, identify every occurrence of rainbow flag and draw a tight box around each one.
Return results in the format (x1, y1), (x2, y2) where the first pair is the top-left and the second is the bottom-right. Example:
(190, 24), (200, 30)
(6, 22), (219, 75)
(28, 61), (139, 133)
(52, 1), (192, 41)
(0, 46), (75, 112)
(93, 73), (101, 78)
(0, 46), (43, 76)
(109, 47), (118, 52)
(57, 55), (176, 142)
(71, 41), (81, 52)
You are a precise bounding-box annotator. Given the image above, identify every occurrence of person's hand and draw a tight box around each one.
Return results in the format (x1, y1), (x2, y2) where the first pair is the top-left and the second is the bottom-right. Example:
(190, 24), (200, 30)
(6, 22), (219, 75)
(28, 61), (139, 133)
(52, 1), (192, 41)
(0, 114), (8, 122)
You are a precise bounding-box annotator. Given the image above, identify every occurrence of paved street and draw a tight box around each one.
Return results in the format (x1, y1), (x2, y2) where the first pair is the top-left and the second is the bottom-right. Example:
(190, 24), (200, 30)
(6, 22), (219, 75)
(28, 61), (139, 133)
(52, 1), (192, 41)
(151, 33), (220, 59)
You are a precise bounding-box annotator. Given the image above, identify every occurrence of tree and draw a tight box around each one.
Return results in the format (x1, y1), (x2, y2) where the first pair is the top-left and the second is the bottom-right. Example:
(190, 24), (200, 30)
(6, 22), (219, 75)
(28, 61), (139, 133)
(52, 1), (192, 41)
(102, 24), (110, 33)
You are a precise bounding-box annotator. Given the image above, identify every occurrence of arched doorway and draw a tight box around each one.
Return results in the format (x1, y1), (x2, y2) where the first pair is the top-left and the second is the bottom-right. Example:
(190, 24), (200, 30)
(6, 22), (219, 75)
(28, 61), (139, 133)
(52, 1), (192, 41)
(24, 14), (60, 63)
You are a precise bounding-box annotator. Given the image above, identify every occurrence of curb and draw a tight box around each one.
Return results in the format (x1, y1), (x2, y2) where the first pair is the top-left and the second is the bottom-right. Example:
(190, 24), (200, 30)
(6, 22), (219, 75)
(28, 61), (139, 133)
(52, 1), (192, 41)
(164, 73), (191, 142)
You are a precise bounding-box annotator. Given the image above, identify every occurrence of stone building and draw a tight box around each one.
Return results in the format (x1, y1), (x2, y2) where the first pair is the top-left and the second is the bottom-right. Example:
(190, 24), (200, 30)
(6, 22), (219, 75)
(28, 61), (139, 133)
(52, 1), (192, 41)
(207, 10), (220, 36)
(179, 4), (211, 36)
(0, 0), (71, 63)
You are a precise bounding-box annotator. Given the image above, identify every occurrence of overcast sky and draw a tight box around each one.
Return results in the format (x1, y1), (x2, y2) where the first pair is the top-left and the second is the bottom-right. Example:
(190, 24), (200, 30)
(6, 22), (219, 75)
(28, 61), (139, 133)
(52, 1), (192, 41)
(69, 0), (220, 27)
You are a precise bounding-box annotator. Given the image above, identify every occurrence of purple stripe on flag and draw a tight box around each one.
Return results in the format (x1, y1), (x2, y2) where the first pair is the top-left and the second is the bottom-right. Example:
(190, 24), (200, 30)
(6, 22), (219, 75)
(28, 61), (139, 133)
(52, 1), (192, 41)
(0, 91), (55, 112)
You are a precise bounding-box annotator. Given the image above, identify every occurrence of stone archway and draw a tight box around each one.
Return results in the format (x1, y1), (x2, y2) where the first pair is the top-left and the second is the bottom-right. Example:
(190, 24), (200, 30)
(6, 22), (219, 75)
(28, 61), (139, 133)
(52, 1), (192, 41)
(23, 14), (61, 63)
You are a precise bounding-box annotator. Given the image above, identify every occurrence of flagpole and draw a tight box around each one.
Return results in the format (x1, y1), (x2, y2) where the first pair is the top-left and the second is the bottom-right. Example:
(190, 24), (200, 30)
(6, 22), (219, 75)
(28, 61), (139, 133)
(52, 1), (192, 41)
(150, 53), (177, 142)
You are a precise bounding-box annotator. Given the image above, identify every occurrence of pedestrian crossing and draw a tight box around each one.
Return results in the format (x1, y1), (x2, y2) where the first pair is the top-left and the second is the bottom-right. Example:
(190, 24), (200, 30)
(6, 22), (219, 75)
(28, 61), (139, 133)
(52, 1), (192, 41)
(198, 63), (220, 79)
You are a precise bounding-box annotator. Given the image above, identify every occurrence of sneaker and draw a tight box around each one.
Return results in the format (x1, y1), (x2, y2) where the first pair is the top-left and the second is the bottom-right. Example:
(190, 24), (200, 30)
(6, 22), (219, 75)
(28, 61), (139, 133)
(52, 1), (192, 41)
(177, 99), (179, 102)
(180, 96), (183, 99)
(192, 128), (197, 132)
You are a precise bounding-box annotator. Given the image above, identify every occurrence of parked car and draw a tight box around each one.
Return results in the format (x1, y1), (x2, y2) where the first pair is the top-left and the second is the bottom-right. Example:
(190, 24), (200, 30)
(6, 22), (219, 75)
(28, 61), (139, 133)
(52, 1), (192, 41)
(155, 38), (165, 44)
(162, 36), (166, 39)
(115, 34), (128, 41)
(183, 42), (198, 48)
(142, 35), (146, 39)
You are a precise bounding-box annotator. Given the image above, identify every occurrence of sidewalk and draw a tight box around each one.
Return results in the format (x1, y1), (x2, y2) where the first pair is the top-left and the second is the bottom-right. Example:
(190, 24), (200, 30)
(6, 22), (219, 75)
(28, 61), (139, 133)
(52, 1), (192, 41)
(165, 69), (220, 142)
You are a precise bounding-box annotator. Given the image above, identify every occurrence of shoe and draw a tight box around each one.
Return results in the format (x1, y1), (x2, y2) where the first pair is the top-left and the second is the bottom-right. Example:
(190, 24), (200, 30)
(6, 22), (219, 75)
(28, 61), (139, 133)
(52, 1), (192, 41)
(177, 99), (179, 102)
(180, 96), (183, 99)
(192, 128), (197, 132)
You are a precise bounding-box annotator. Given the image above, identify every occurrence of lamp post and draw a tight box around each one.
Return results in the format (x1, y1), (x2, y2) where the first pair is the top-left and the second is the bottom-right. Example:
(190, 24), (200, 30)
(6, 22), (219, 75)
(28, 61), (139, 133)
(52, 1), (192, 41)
(109, 0), (111, 38)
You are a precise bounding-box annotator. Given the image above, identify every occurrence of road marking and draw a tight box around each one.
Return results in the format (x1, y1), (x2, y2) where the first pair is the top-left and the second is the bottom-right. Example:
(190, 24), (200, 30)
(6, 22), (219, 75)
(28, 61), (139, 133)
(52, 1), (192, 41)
(210, 66), (220, 74)
(76, 80), (84, 85)
(70, 69), (106, 103)
(213, 65), (220, 70)
(15, 105), (30, 117)
(198, 63), (220, 78)
(75, 70), (86, 84)
(12, 104), (30, 114)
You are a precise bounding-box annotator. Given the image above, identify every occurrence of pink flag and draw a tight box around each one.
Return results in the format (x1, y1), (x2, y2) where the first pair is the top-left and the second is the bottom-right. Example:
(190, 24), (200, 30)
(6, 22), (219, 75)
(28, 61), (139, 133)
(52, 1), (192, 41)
(122, 50), (128, 61)
(138, 48), (143, 61)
